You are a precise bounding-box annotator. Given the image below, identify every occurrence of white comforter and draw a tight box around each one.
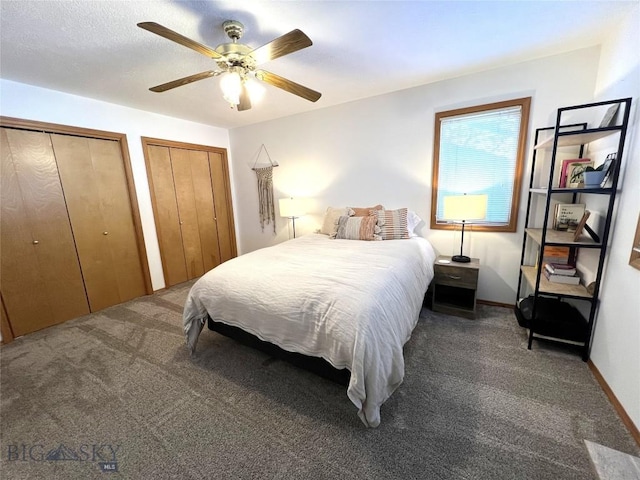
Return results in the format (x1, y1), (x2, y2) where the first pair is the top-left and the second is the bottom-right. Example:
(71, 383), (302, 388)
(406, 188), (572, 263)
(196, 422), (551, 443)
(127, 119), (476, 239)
(183, 234), (435, 427)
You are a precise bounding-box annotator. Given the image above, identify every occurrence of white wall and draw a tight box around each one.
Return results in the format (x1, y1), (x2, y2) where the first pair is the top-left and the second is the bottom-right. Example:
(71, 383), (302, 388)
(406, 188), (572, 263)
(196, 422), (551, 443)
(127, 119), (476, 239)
(229, 47), (600, 305)
(0, 79), (232, 291)
(589, 6), (640, 431)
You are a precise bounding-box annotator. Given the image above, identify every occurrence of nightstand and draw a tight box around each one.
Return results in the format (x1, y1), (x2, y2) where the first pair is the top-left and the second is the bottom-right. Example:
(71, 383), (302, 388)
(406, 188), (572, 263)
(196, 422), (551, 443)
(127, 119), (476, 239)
(432, 255), (480, 319)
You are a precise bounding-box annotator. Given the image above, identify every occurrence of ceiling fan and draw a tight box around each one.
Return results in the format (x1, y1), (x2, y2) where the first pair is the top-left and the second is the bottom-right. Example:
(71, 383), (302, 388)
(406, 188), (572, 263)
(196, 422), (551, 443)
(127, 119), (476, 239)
(138, 20), (322, 111)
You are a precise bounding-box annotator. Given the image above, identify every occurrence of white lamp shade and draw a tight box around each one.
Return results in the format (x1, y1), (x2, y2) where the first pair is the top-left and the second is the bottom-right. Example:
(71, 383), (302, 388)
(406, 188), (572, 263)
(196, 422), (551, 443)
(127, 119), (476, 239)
(279, 197), (306, 218)
(443, 194), (488, 221)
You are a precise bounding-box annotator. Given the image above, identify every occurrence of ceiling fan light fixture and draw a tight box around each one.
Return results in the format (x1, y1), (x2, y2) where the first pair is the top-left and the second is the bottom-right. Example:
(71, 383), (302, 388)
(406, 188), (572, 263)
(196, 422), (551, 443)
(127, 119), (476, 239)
(220, 71), (242, 106)
(245, 77), (265, 103)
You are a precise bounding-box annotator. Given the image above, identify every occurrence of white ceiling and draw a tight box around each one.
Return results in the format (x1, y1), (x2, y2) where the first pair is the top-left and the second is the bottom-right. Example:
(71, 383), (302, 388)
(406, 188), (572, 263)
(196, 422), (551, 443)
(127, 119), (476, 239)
(0, 1), (635, 129)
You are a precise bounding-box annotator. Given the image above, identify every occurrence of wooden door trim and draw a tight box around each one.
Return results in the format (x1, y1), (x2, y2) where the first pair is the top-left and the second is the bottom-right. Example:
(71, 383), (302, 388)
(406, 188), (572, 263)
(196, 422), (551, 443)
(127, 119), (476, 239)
(141, 137), (237, 281)
(0, 116), (153, 295)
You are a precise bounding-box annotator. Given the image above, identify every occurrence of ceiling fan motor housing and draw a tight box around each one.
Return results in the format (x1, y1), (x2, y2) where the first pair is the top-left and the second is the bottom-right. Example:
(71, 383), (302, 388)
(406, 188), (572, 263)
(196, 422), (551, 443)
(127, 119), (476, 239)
(222, 20), (244, 41)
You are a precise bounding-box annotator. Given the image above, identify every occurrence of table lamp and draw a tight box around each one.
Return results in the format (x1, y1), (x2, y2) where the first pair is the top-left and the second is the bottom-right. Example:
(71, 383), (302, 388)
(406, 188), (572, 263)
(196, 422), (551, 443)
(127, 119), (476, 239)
(279, 197), (306, 238)
(443, 194), (488, 263)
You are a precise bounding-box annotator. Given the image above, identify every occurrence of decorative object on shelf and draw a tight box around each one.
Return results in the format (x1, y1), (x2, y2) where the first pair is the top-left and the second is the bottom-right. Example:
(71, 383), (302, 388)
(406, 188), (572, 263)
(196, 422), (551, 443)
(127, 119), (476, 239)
(599, 153), (616, 188)
(252, 144), (278, 234)
(583, 167), (606, 187)
(279, 197), (306, 239)
(559, 158), (591, 188)
(599, 103), (619, 127)
(629, 212), (640, 270)
(573, 211), (591, 241)
(442, 194), (487, 263)
(567, 160), (593, 187)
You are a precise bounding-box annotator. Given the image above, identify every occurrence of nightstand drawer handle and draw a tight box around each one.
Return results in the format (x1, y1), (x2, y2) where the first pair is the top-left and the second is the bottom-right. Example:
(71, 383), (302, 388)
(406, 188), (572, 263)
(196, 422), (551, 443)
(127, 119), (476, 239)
(447, 274), (462, 280)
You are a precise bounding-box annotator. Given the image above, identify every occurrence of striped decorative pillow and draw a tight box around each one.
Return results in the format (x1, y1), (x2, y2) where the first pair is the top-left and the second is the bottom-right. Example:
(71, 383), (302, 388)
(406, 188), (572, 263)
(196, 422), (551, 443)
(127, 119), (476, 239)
(333, 215), (381, 241)
(374, 208), (410, 240)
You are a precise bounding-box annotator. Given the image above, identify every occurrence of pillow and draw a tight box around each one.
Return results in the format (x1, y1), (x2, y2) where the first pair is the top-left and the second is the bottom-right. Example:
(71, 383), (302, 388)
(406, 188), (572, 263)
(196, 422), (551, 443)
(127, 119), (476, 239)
(407, 210), (422, 236)
(320, 207), (353, 235)
(333, 215), (381, 241)
(375, 208), (411, 240)
(350, 204), (384, 217)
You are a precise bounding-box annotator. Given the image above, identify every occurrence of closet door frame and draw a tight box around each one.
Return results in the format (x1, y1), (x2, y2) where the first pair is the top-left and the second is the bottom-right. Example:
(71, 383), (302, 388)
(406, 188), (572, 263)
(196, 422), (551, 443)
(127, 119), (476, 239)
(141, 137), (237, 286)
(0, 116), (153, 296)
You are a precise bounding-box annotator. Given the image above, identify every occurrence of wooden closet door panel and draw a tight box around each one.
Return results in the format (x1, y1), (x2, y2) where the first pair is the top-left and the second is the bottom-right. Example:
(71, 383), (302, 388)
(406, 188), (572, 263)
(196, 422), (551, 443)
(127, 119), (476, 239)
(88, 138), (147, 302)
(1, 129), (89, 335)
(51, 134), (120, 312)
(209, 152), (237, 262)
(147, 145), (188, 286)
(170, 148), (205, 279)
(1, 129), (56, 334)
(190, 151), (221, 272)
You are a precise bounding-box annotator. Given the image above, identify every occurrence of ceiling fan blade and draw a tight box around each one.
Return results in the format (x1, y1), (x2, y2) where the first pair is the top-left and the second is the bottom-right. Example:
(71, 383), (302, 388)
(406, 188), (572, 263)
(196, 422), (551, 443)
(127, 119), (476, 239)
(255, 70), (321, 102)
(149, 71), (219, 92)
(237, 83), (252, 111)
(248, 29), (312, 64)
(138, 22), (222, 59)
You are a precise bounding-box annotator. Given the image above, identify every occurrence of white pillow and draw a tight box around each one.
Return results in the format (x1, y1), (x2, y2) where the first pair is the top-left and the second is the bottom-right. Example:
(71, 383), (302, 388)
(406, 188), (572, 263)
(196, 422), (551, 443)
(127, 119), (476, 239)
(320, 207), (353, 235)
(407, 211), (422, 237)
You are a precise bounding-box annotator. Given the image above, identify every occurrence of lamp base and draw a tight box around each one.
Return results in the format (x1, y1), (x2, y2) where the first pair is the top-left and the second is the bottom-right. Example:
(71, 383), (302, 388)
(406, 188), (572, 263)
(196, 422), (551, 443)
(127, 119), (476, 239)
(451, 255), (471, 263)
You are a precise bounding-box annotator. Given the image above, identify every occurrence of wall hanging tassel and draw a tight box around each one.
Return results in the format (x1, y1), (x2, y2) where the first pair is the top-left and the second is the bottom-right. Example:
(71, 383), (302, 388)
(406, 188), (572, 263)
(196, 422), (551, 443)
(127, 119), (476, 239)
(252, 145), (278, 234)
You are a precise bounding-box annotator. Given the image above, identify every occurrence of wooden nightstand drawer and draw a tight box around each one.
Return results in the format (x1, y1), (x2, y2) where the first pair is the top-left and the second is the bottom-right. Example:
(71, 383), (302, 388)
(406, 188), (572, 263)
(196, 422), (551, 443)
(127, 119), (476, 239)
(432, 256), (480, 319)
(434, 265), (478, 289)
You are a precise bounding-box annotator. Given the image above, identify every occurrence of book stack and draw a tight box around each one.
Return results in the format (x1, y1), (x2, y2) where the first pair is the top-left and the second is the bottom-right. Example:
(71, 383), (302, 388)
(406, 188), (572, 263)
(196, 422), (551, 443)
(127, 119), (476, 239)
(541, 246), (571, 265)
(543, 263), (580, 285)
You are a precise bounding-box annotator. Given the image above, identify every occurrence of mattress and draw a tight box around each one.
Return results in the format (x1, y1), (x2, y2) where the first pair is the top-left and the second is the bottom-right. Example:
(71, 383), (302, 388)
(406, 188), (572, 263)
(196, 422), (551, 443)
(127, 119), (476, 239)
(183, 233), (436, 426)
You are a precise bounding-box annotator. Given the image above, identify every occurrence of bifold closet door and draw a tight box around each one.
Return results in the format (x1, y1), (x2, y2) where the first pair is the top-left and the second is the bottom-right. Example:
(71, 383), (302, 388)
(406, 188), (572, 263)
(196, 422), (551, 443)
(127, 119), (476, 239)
(208, 151), (235, 263)
(146, 144), (228, 287)
(0, 128), (90, 336)
(146, 145), (190, 286)
(51, 134), (147, 312)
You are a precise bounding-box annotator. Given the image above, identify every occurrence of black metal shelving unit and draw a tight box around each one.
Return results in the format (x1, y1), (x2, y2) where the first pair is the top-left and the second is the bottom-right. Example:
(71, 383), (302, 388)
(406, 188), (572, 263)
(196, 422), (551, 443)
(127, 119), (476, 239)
(515, 98), (632, 361)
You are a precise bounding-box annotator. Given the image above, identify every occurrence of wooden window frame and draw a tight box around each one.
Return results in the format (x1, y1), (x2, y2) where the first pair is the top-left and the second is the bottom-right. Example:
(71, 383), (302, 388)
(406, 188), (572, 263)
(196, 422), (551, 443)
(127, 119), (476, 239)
(430, 97), (531, 232)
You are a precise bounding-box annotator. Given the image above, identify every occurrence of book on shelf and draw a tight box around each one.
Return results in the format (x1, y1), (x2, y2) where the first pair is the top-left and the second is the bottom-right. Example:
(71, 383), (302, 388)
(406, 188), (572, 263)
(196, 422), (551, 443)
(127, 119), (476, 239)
(541, 246), (571, 265)
(543, 269), (581, 285)
(554, 203), (586, 231)
(544, 262), (576, 276)
(559, 158), (591, 188)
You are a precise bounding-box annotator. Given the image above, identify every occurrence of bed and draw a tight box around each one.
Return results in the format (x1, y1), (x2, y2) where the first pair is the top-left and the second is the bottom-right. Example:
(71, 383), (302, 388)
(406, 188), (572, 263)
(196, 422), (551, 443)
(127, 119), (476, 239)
(183, 233), (436, 427)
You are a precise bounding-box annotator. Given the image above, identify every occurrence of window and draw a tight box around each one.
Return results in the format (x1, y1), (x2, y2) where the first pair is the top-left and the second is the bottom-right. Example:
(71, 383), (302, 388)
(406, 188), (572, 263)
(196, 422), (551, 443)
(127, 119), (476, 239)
(431, 97), (531, 232)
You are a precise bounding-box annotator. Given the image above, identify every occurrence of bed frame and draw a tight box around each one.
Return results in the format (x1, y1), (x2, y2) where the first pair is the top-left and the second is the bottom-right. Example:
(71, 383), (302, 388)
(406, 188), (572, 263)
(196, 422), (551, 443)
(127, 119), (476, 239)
(207, 317), (351, 386)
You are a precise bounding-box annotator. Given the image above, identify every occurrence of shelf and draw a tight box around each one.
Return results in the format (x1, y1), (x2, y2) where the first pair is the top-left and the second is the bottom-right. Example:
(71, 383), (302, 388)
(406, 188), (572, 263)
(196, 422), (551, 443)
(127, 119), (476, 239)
(525, 228), (601, 247)
(534, 127), (621, 149)
(530, 187), (614, 195)
(521, 266), (592, 299)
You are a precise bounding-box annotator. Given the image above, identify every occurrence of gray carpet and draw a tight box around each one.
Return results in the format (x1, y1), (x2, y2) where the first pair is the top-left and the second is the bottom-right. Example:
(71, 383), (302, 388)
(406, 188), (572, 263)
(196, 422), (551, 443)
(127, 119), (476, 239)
(1, 281), (638, 479)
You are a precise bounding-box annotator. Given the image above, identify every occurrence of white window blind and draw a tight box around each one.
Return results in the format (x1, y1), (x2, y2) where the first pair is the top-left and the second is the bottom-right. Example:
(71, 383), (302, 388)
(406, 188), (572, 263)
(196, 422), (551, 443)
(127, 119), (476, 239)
(435, 105), (523, 224)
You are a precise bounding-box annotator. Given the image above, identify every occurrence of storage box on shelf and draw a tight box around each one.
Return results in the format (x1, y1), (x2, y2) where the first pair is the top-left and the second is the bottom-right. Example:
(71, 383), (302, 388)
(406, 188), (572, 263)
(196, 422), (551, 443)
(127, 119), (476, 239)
(515, 98), (631, 361)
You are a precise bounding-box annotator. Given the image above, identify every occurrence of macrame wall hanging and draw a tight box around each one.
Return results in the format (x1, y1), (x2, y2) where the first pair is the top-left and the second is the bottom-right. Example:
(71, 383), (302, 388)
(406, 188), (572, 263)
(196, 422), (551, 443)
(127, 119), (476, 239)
(252, 144), (279, 234)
